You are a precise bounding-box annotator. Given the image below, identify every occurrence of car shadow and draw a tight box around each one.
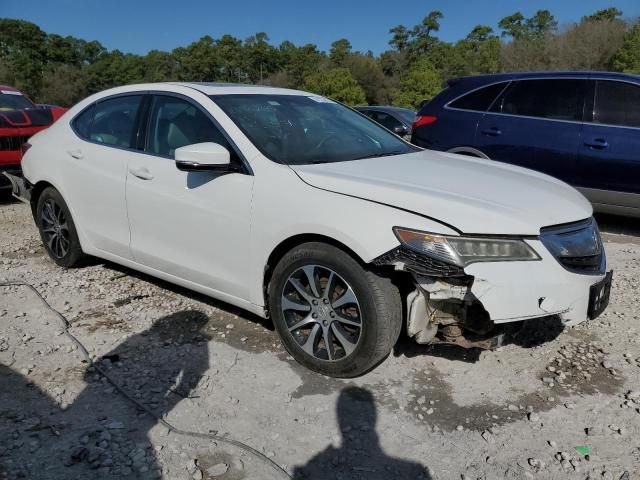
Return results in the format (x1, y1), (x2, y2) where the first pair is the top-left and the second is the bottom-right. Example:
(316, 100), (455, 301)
(393, 315), (564, 364)
(0, 309), (212, 478)
(595, 212), (640, 238)
(97, 260), (275, 332)
(291, 386), (431, 480)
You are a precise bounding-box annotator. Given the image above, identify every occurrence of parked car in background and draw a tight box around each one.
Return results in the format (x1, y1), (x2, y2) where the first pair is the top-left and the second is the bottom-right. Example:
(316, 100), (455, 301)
(6, 83), (610, 377)
(355, 105), (414, 141)
(0, 85), (67, 194)
(412, 72), (640, 218)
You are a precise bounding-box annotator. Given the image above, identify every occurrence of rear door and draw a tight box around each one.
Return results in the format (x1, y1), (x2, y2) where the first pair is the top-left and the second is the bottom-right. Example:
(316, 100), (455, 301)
(475, 78), (586, 184)
(577, 79), (640, 212)
(65, 94), (145, 259)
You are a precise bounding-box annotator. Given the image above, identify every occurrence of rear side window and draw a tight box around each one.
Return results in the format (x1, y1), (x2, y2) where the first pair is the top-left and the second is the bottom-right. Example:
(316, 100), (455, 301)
(593, 80), (640, 128)
(369, 111), (404, 130)
(73, 105), (95, 139)
(491, 79), (586, 121)
(448, 82), (508, 112)
(73, 95), (143, 148)
(146, 95), (232, 159)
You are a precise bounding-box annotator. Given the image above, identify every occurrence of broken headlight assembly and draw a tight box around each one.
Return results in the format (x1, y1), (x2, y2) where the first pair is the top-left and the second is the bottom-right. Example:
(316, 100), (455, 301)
(393, 227), (541, 268)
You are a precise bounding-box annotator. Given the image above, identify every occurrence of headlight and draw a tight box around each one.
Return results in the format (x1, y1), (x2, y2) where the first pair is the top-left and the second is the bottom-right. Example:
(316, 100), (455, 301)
(394, 227), (540, 267)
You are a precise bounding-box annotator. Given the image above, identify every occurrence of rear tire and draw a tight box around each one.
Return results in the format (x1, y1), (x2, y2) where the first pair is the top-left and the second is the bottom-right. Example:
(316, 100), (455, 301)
(36, 187), (85, 267)
(268, 242), (402, 377)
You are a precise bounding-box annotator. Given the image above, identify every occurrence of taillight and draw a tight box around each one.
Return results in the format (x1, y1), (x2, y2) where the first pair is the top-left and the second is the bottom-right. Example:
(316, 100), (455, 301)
(412, 115), (438, 130)
(21, 142), (32, 155)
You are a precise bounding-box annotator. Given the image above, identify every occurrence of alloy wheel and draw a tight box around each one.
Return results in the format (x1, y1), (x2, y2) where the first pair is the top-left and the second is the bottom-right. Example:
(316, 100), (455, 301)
(281, 265), (363, 361)
(40, 198), (70, 259)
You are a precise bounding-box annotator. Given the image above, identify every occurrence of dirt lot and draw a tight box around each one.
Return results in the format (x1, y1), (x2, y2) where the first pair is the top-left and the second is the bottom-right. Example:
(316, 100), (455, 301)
(1, 197), (639, 480)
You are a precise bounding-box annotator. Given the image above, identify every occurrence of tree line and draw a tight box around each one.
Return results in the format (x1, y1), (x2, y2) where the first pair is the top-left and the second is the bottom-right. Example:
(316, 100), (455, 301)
(0, 7), (639, 109)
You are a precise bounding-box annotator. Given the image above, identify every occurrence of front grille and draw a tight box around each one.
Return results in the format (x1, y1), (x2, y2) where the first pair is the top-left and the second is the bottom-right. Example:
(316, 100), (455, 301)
(540, 218), (605, 275)
(372, 246), (465, 277)
(0, 135), (30, 151)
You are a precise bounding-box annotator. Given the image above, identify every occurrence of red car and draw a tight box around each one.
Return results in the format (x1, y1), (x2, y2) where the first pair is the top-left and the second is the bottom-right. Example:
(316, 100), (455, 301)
(0, 85), (67, 193)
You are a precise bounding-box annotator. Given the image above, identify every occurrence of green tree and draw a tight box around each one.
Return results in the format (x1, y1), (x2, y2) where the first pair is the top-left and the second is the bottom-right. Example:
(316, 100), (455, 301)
(329, 38), (352, 65)
(303, 67), (365, 105)
(344, 53), (390, 104)
(0, 19), (47, 96)
(286, 43), (325, 88)
(409, 11), (443, 54)
(173, 36), (219, 82)
(612, 23), (640, 73)
(244, 32), (280, 83)
(583, 7), (623, 22)
(527, 10), (558, 38)
(499, 10), (557, 40)
(38, 63), (87, 106)
(389, 25), (410, 51)
(392, 58), (442, 109)
(498, 12), (527, 39)
(143, 50), (179, 82)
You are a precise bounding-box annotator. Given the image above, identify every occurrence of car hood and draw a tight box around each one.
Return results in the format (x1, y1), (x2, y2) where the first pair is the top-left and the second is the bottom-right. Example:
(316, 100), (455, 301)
(290, 150), (593, 235)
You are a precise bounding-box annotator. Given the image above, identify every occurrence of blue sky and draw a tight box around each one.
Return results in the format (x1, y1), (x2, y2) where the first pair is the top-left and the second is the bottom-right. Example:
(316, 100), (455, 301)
(3, 0), (639, 55)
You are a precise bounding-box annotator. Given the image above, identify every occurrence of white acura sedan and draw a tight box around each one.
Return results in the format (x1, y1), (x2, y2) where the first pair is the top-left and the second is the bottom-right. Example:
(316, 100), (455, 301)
(6, 83), (611, 377)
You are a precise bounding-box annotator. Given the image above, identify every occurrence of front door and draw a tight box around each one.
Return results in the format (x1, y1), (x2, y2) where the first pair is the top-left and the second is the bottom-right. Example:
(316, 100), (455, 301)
(125, 94), (254, 299)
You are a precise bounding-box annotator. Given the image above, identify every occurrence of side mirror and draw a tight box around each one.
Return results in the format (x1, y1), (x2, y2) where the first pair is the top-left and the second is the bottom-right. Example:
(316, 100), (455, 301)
(174, 142), (236, 172)
(393, 125), (409, 136)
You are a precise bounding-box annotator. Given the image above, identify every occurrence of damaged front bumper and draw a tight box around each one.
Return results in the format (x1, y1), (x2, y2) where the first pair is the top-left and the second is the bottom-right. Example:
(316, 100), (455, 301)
(374, 233), (611, 349)
(2, 171), (32, 203)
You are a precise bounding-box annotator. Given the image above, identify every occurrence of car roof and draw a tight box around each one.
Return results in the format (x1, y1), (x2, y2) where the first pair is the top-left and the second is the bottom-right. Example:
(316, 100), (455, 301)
(356, 105), (415, 113)
(0, 85), (22, 93)
(173, 82), (308, 96)
(449, 71), (640, 86)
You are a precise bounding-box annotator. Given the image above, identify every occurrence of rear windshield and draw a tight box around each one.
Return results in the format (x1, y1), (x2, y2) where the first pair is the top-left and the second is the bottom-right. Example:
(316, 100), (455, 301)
(211, 94), (416, 165)
(0, 91), (35, 110)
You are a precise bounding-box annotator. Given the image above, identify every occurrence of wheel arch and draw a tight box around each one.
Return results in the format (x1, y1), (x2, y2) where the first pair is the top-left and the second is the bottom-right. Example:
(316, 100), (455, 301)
(262, 233), (367, 311)
(446, 146), (489, 159)
(30, 180), (57, 218)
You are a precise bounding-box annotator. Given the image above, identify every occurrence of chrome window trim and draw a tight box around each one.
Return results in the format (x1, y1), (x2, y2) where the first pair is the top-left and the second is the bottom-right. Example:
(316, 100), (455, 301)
(445, 76), (640, 131)
(443, 80), (511, 114)
(69, 90), (253, 175)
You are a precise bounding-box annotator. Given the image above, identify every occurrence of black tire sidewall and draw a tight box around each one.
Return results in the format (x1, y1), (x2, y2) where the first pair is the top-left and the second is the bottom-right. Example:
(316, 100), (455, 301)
(36, 187), (83, 267)
(269, 243), (393, 377)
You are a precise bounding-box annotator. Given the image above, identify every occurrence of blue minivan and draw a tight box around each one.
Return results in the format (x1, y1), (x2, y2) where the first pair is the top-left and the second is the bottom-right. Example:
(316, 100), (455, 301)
(412, 72), (640, 217)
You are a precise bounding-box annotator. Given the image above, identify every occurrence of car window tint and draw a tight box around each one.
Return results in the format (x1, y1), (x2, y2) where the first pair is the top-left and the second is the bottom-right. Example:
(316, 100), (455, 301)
(449, 82), (507, 111)
(73, 104), (95, 139)
(147, 95), (231, 158)
(371, 112), (403, 131)
(90, 95), (143, 148)
(594, 81), (640, 128)
(491, 79), (585, 121)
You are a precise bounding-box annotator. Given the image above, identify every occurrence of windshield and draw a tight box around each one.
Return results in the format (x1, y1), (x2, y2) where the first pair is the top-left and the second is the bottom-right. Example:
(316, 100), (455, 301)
(0, 91), (35, 110)
(210, 94), (417, 165)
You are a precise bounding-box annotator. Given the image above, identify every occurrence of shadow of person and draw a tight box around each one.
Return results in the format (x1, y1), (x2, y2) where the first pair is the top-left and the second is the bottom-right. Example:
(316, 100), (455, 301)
(293, 387), (430, 480)
(1, 309), (212, 479)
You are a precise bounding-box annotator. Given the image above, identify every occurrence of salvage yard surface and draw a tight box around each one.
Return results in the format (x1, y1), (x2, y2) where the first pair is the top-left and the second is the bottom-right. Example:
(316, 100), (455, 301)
(1, 197), (639, 480)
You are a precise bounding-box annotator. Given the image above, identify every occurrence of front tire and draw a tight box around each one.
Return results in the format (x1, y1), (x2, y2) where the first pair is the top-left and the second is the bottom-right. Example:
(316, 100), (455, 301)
(36, 187), (85, 267)
(268, 242), (402, 377)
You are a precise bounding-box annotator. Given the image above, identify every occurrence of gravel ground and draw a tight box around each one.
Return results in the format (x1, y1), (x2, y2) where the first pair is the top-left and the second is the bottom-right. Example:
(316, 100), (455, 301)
(1, 197), (639, 480)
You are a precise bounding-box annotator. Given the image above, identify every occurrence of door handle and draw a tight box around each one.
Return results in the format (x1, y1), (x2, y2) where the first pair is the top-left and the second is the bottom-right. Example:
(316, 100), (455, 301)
(129, 166), (154, 180)
(67, 149), (83, 159)
(481, 127), (502, 137)
(584, 138), (609, 150)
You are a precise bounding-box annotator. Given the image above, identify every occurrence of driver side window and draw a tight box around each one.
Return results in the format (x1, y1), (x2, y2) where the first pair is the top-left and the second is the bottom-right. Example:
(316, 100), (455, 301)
(146, 95), (231, 159)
